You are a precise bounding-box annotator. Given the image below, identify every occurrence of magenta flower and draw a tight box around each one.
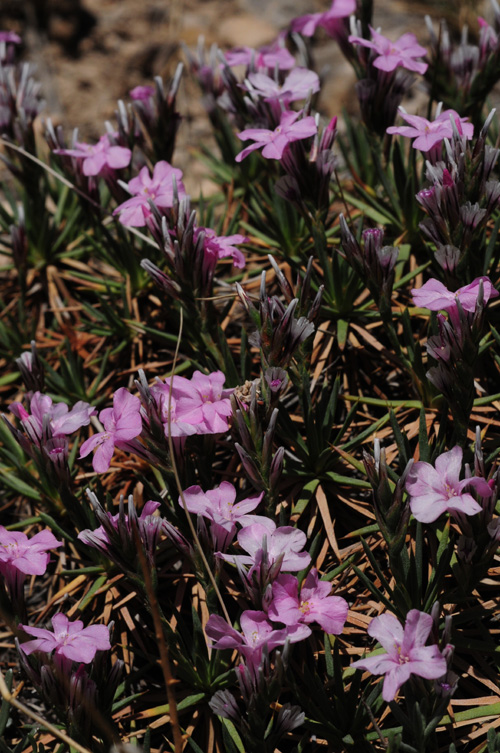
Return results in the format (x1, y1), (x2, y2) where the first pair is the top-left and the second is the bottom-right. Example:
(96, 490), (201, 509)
(348, 27), (428, 74)
(219, 518), (311, 575)
(291, 0), (356, 37)
(268, 570), (348, 635)
(411, 277), (498, 313)
(206, 609), (309, 669)
(194, 227), (248, 269)
(19, 613), (111, 666)
(351, 610), (448, 702)
(114, 161), (187, 227)
(386, 109), (474, 152)
(10, 392), (96, 443)
(235, 110), (317, 162)
(180, 482), (263, 549)
(405, 446), (491, 523)
(79, 387), (142, 473)
(150, 383), (203, 438)
(0, 527), (62, 594)
(245, 68), (320, 104)
(54, 134), (131, 177)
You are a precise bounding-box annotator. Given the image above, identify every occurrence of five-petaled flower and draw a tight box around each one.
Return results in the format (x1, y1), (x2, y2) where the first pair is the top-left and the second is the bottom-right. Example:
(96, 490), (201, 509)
(268, 569), (349, 636)
(245, 68), (320, 105)
(351, 610), (448, 702)
(405, 446), (492, 523)
(79, 387), (142, 473)
(19, 613), (111, 666)
(54, 134), (131, 176)
(235, 110), (317, 162)
(349, 27), (428, 75)
(386, 109), (474, 152)
(114, 161), (187, 226)
(0, 527), (62, 594)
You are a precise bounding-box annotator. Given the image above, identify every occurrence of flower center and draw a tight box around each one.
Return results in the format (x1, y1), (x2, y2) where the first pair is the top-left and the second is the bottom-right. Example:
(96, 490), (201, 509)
(299, 599), (311, 615)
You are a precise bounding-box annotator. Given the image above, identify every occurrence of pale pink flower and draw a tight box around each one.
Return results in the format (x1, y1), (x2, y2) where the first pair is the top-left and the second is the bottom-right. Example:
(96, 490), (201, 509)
(268, 570), (348, 635)
(10, 392), (96, 442)
(219, 518), (311, 575)
(405, 446), (491, 523)
(411, 276), (498, 313)
(0, 31), (21, 44)
(79, 387), (142, 473)
(235, 110), (317, 162)
(245, 68), (320, 104)
(150, 383), (204, 438)
(206, 610), (309, 669)
(386, 109), (474, 152)
(54, 134), (131, 176)
(223, 39), (295, 70)
(114, 161), (187, 227)
(291, 0), (356, 37)
(351, 610), (448, 702)
(19, 613), (111, 666)
(348, 27), (428, 74)
(0, 527), (62, 593)
(180, 482), (263, 549)
(170, 370), (233, 434)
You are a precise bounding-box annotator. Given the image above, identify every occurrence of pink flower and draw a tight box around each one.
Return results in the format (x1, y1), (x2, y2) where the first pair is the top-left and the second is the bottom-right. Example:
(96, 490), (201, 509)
(151, 370), (233, 437)
(172, 370), (233, 434)
(54, 135), (131, 176)
(219, 518), (311, 575)
(114, 161), (187, 227)
(386, 109), (474, 152)
(19, 613), (111, 666)
(0, 527), (62, 593)
(79, 387), (142, 473)
(194, 227), (248, 269)
(130, 85), (155, 101)
(245, 68), (320, 104)
(0, 31), (21, 44)
(180, 482), (263, 549)
(405, 446), (491, 523)
(10, 392), (96, 443)
(223, 39), (295, 70)
(411, 277), (498, 313)
(348, 27), (428, 74)
(235, 110), (317, 162)
(206, 610), (309, 669)
(351, 610), (448, 702)
(268, 570), (348, 635)
(291, 0), (356, 37)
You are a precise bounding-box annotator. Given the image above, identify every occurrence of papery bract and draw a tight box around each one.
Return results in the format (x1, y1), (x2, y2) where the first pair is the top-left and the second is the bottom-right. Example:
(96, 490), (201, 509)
(405, 446), (491, 523)
(235, 110), (317, 162)
(351, 610), (448, 702)
(349, 27), (428, 74)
